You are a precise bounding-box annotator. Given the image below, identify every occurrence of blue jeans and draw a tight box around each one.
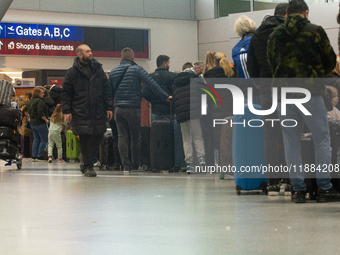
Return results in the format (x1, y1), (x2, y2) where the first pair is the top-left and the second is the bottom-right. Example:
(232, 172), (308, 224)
(31, 123), (49, 158)
(278, 96), (332, 191)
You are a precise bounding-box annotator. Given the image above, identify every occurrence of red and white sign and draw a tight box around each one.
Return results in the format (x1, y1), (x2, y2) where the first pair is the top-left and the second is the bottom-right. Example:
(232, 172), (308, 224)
(0, 39), (79, 56)
(49, 79), (64, 87)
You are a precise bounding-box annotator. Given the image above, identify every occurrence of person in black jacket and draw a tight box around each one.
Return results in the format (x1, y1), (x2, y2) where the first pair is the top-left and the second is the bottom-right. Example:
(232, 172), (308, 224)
(143, 55), (176, 120)
(173, 62), (206, 173)
(108, 47), (171, 173)
(144, 55), (186, 168)
(247, 3), (288, 196)
(62, 44), (113, 177)
(49, 84), (62, 105)
(43, 88), (55, 117)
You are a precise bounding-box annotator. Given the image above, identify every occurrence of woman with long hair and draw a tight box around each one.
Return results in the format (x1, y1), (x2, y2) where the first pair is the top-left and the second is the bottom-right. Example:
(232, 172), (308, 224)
(203, 52), (235, 167)
(27, 86), (49, 162)
(202, 51), (215, 75)
(204, 52), (235, 79)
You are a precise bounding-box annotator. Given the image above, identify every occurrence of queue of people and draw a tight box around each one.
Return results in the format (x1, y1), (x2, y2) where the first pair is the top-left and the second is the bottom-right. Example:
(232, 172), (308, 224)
(16, 0), (340, 205)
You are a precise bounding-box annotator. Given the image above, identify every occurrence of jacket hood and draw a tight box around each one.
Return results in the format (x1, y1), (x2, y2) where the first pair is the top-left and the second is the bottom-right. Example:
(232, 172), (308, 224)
(73, 57), (102, 74)
(174, 71), (197, 88)
(204, 66), (226, 78)
(50, 85), (63, 92)
(255, 16), (285, 41)
(275, 15), (309, 39)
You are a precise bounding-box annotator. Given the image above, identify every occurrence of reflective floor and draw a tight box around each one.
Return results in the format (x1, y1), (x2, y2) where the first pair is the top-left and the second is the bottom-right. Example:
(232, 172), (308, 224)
(1, 159), (340, 255)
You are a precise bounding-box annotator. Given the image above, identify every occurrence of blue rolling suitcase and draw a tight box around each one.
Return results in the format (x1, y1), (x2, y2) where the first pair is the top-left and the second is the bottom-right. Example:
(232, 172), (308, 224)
(233, 104), (268, 195)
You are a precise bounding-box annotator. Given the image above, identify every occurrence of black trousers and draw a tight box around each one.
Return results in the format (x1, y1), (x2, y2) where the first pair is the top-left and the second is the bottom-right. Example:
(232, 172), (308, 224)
(109, 119), (122, 165)
(114, 107), (141, 169)
(79, 133), (103, 169)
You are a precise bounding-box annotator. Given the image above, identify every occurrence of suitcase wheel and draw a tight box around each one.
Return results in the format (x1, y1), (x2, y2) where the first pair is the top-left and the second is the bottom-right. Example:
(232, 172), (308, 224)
(260, 182), (268, 195)
(16, 156), (22, 169)
(236, 185), (242, 195)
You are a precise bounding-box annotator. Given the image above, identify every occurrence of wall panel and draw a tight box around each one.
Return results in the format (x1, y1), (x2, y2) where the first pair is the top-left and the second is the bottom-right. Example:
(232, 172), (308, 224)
(39, 0), (94, 13)
(9, 0), (40, 11)
(94, 0), (144, 17)
(144, 0), (191, 20)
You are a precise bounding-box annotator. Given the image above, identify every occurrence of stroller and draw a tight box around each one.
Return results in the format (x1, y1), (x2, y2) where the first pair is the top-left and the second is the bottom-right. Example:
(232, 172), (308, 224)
(0, 80), (22, 169)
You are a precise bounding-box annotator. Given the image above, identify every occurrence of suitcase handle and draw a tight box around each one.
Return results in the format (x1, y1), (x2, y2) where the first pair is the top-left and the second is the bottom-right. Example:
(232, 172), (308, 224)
(71, 139), (73, 150)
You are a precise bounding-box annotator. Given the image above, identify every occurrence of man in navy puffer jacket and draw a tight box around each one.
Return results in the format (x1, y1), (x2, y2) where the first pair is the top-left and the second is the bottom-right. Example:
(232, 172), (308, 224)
(108, 47), (171, 173)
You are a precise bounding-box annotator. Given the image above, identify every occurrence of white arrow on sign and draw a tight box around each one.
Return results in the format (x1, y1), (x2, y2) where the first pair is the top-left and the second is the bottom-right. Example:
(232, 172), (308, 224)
(0, 41), (3, 50)
(0, 26), (3, 35)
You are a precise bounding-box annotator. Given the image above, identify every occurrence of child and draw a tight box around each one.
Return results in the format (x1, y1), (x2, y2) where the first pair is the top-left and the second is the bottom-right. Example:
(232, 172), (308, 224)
(48, 104), (67, 163)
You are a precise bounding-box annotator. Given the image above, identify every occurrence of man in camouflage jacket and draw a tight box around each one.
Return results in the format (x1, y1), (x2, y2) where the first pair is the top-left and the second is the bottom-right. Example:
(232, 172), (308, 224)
(267, 0), (338, 203)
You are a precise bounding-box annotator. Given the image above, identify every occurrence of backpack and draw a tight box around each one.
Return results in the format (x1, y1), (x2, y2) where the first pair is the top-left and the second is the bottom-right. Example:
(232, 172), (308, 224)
(232, 36), (252, 79)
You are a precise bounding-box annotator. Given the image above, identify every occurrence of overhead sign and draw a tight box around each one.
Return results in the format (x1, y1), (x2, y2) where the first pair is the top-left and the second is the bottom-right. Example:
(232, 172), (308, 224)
(0, 22), (149, 59)
(0, 23), (82, 57)
(0, 23), (83, 41)
(14, 78), (35, 88)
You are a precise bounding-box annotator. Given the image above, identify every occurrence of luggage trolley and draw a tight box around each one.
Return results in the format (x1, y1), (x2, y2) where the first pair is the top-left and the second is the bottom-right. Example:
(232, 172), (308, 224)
(0, 80), (23, 170)
(0, 139), (22, 169)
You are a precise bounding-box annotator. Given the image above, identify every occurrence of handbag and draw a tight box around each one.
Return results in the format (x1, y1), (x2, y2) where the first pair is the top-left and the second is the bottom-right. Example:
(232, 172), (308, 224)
(24, 121), (31, 130)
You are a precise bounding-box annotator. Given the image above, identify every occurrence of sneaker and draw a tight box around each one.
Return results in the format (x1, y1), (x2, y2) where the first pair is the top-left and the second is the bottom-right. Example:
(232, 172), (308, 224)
(93, 161), (101, 167)
(198, 156), (206, 166)
(316, 187), (340, 203)
(58, 158), (65, 163)
(267, 184), (280, 196)
(113, 163), (122, 171)
(131, 164), (148, 172)
(80, 163), (85, 174)
(186, 163), (194, 174)
(48, 157), (52, 163)
(84, 168), (97, 177)
(31, 157), (37, 162)
(36, 156), (46, 162)
(291, 191), (306, 203)
(123, 166), (130, 174)
(284, 184), (292, 196)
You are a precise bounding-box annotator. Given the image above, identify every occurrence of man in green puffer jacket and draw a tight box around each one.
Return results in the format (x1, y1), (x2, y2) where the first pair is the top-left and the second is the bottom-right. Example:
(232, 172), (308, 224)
(267, 0), (338, 203)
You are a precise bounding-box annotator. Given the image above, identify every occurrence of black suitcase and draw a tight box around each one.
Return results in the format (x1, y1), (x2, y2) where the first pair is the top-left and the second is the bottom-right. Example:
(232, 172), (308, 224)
(0, 105), (21, 129)
(140, 126), (151, 167)
(301, 135), (318, 200)
(150, 120), (174, 170)
(0, 126), (19, 144)
(99, 129), (114, 169)
(0, 139), (18, 159)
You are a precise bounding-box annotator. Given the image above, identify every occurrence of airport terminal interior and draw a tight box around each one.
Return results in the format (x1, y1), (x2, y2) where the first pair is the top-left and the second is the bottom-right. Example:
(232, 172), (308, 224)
(2, 0), (340, 254)
(2, 160), (340, 255)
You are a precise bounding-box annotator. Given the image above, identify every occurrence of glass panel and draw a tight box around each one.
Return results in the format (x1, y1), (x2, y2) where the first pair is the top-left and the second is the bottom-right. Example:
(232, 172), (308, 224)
(254, 0), (288, 12)
(219, 0), (251, 17)
(304, 0), (326, 4)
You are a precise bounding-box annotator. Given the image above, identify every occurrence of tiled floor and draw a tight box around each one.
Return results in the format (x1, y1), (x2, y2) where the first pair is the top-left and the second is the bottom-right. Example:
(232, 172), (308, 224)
(1, 158), (340, 255)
